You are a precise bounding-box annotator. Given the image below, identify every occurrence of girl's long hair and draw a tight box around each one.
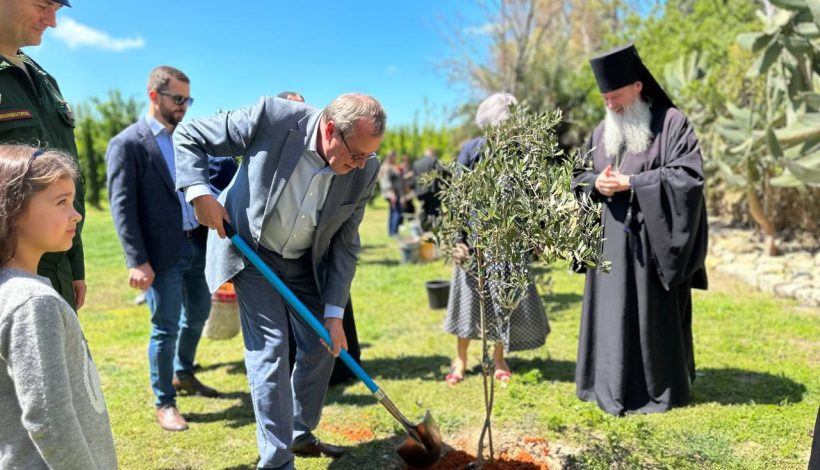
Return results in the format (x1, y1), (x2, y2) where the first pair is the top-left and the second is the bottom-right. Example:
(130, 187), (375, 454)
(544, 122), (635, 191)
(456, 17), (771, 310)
(0, 145), (79, 265)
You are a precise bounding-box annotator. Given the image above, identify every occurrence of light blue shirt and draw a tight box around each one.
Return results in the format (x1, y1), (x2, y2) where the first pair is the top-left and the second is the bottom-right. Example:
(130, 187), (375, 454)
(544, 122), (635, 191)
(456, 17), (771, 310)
(183, 119), (344, 319)
(146, 115), (199, 231)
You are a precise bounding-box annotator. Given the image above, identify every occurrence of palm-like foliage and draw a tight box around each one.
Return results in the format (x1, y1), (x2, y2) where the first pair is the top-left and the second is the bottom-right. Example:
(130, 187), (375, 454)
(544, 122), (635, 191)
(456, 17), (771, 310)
(712, 0), (820, 253)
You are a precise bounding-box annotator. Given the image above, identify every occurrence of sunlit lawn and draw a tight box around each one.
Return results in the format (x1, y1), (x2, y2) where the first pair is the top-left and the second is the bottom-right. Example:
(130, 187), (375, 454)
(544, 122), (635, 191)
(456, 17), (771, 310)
(78, 199), (819, 469)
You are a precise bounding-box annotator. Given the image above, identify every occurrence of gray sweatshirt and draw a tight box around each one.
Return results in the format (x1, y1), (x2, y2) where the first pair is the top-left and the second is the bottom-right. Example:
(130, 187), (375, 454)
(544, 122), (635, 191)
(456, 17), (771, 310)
(0, 268), (117, 469)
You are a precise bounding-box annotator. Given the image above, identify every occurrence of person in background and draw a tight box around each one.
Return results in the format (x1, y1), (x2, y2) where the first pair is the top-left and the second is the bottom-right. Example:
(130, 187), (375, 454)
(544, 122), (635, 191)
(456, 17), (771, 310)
(412, 147), (444, 231)
(106, 66), (219, 432)
(208, 156), (239, 197)
(443, 93), (550, 386)
(277, 91), (305, 102)
(572, 43), (708, 416)
(0, 0), (87, 311)
(0, 144), (117, 469)
(398, 154), (416, 221)
(379, 151), (404, 237)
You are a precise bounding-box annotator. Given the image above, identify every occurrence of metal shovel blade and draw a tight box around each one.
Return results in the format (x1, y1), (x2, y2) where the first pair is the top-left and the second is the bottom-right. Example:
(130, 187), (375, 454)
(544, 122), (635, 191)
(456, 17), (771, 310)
(396, 410), (442, 468)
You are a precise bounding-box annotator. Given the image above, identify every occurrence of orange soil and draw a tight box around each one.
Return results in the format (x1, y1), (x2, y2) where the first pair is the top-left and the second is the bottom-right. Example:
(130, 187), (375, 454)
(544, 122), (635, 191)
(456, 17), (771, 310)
(319, 423), (375, 443)
(412, 435), (551, 470)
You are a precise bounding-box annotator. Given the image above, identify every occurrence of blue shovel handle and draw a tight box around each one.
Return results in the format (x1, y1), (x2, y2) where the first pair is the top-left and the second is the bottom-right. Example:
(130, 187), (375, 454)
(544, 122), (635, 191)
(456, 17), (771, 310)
(223, 222), (380, 394)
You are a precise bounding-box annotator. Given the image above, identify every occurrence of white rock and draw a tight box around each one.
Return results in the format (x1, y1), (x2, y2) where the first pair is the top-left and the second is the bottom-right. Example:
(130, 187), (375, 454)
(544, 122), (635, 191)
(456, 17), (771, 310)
(756, 274), (782, 294)
(774, 282), (803, 298)
(791, 272), (813, 282)
(794, 286), (816, 305)
(756, 260), (785, 275)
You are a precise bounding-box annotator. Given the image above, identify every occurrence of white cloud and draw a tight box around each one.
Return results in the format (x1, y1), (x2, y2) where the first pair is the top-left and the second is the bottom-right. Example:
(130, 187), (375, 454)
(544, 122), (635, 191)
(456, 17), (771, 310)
(385, 65), (398, 75)
(51, 17), (144, 51)
(463, 23), (496, 36)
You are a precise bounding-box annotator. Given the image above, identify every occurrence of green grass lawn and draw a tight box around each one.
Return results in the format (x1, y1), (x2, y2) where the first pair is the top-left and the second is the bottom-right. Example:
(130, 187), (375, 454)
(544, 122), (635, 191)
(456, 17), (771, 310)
(78, 199), (819, 469)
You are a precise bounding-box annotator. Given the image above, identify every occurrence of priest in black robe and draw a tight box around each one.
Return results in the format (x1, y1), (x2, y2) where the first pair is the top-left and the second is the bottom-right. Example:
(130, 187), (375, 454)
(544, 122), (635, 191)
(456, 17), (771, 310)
(572, 44), (709, 416)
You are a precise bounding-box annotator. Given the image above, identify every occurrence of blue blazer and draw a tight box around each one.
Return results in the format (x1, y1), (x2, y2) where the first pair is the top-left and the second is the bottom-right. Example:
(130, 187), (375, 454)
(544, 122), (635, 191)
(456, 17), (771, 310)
(106, 119), (206, 272)
(174, 97), (379, 306)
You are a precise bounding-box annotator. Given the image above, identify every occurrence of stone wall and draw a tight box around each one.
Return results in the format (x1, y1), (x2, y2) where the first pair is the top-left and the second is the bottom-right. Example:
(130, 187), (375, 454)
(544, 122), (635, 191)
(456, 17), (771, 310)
(708, 219), (819, 307)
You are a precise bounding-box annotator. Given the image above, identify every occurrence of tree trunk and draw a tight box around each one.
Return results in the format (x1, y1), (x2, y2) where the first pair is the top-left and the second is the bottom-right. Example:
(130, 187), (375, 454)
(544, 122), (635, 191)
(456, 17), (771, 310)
(747, 188), (780, 256)
(474, 251), (495, 466)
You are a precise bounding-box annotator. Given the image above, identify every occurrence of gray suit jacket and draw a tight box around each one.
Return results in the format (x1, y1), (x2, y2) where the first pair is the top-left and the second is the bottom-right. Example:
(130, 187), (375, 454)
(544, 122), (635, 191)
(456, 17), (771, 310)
(174, 97), (379, 309)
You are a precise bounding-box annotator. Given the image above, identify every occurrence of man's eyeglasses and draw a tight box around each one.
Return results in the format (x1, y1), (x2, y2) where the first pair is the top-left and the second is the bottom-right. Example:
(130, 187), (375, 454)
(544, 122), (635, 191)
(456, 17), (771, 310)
(336, 129), (377, 162)
(157, 90), (194, 107)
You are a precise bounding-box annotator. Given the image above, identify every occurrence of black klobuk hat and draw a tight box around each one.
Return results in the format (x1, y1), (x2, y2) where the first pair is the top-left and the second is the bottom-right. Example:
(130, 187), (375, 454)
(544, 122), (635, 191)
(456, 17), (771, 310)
(589, 43), (675, 109)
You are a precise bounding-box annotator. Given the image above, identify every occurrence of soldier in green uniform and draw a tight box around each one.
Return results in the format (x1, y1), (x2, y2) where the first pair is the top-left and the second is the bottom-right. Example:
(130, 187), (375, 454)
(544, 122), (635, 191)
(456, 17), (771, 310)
(0, 0), (86, 310)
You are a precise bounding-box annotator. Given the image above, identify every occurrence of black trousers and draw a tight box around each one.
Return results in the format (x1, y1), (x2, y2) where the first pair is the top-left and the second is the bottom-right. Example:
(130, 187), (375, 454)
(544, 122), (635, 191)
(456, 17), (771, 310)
(287, 297), (361, 386)
(810, 405), (820, 470)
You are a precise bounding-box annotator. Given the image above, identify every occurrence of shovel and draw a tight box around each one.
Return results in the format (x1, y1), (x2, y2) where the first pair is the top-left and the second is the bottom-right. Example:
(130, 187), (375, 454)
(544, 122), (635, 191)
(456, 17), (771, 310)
(223, 223), (442, 468)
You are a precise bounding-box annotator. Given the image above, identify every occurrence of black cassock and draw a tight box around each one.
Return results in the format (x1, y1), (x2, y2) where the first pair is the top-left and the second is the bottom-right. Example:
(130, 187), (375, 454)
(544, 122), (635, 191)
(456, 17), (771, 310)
(572, 106), (709, 416)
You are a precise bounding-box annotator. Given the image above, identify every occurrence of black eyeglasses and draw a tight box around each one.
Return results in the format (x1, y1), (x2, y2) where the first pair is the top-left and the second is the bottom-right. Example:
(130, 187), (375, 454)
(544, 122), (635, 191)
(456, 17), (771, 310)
(157, 90), (194, 107)
(336, 129), (377, 162)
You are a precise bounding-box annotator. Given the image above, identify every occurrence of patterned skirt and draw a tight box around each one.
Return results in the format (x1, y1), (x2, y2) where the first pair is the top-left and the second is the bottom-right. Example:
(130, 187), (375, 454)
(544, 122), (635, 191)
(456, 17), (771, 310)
(443, 265), (549, 352)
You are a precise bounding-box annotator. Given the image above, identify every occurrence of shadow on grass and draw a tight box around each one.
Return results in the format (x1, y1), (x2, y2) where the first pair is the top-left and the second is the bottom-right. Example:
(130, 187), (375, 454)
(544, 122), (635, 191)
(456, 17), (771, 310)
(359, 258), (401, 267)
(184, 391), (255, 428)
(540, 291), (583, 316)
(690, 367), (807, 405)
(326, 435), (421, 470)
(324, 354), (451, 406)
(324, 386), (379, 406)
(360, 242), (389, 253)
(197, 360), (246, 375)
(216, 436), (409, 470)
(506, 357), (577, 383)
(363, 354), (451, 381)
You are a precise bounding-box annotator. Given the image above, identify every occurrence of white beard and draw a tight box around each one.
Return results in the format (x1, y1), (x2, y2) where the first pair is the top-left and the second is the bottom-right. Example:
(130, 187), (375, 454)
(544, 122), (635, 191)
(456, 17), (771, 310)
(603, 99), (653, 159)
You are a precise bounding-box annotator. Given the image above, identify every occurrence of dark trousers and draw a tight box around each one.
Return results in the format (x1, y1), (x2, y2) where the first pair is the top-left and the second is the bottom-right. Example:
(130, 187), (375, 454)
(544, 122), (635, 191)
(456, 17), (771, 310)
(418, 192), (441, 232)
(38, 256), (76, 311)
(810, 406), (820, 470)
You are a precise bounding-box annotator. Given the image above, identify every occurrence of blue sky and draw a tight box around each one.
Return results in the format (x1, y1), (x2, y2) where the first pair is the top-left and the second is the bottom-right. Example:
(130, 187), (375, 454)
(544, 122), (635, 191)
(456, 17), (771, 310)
(30, 1), (488, 127)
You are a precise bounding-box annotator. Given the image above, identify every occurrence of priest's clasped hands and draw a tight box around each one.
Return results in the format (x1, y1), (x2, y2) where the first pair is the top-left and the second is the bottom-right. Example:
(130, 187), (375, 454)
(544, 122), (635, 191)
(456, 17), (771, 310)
(595, 164), (631, 197)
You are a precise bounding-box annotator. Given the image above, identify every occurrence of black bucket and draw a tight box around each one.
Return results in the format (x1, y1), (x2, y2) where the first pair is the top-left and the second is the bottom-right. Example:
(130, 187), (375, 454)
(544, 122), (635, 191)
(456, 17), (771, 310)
(425, 280), (450, 310)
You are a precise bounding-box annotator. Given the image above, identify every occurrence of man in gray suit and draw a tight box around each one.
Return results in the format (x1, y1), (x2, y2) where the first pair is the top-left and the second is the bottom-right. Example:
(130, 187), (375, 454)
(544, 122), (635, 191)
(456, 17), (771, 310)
(107, 66), (219, 433)
(174, 93), (385, 469)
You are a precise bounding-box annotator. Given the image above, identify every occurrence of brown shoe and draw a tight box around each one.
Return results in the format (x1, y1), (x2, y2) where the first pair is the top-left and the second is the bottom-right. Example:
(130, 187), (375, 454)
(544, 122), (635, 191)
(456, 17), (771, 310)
(172, 373), (219, 398)
(155, 405), (188, 432)
(290, 436), (346, 459)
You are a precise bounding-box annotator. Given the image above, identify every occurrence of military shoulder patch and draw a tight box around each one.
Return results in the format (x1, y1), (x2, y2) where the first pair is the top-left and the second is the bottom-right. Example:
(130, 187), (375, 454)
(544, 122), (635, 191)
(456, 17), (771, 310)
(0, 109), (33, 122)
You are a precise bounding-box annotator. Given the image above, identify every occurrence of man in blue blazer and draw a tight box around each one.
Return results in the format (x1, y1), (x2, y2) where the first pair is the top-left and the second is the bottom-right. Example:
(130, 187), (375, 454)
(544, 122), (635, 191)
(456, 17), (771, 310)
(106, 66), (219, 433)
(174, 93), (385, 469)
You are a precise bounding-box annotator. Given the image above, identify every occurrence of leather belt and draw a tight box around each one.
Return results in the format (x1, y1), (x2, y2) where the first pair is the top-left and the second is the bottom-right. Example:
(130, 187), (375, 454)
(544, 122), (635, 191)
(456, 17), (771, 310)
(183, 226), (203, 238)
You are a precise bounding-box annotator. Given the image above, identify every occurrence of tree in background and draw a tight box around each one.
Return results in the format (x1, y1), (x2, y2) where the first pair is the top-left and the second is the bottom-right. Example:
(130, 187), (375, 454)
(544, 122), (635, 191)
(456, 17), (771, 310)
(379, 98), (459, 161)
(74, 91), (143, 208)
(440, 0), (649, 149)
